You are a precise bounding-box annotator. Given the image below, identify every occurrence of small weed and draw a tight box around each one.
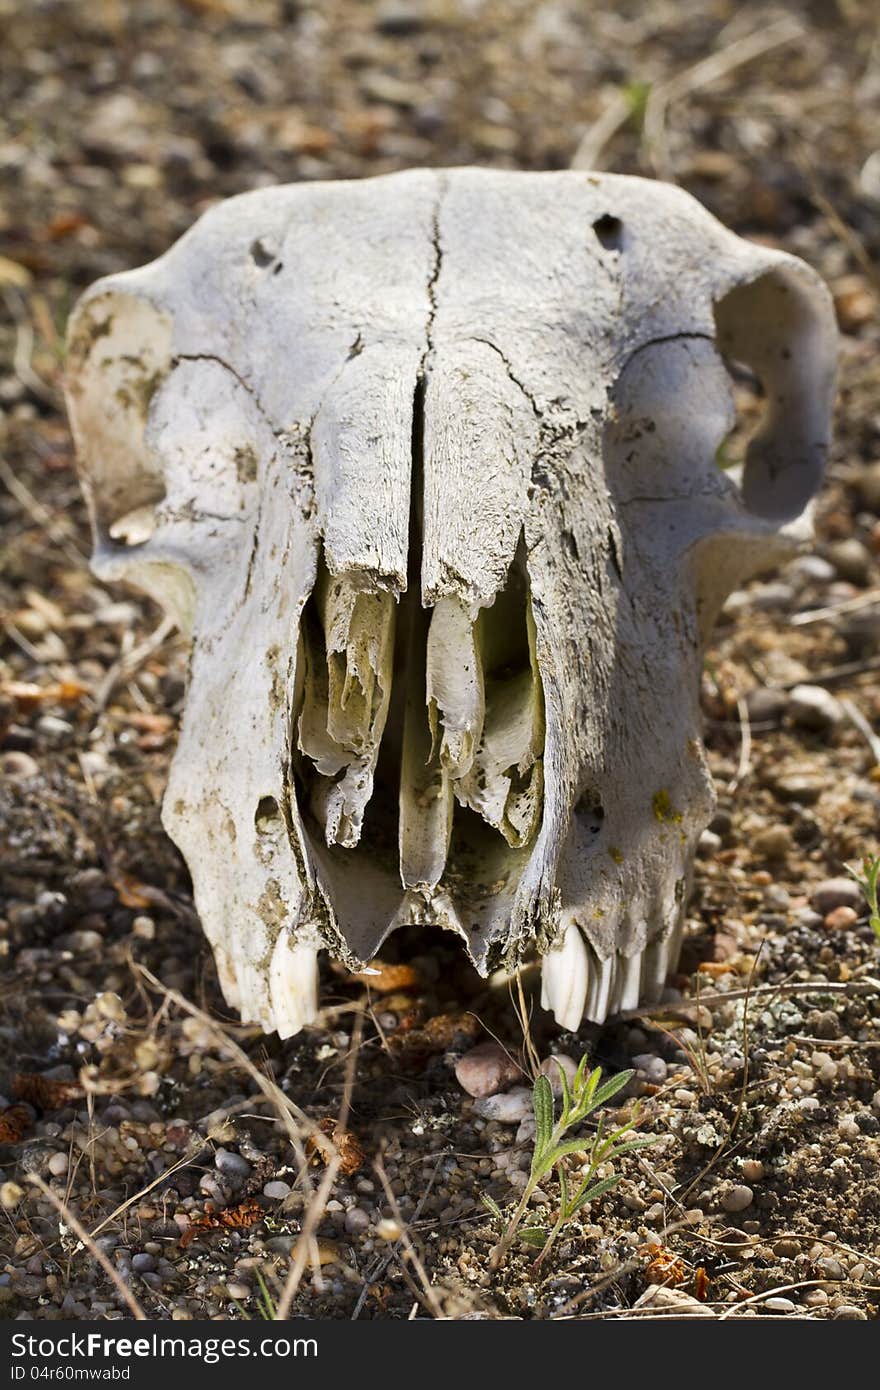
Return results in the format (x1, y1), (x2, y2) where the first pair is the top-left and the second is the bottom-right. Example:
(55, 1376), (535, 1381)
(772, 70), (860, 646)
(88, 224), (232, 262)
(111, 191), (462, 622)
(846, 855), (880, 941)
(485, 1058), (655, 1270)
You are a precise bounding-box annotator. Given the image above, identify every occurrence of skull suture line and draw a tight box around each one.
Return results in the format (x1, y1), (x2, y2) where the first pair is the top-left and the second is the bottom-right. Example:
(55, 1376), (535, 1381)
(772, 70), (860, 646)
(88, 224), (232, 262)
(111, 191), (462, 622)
(65, 169), (837, 1037)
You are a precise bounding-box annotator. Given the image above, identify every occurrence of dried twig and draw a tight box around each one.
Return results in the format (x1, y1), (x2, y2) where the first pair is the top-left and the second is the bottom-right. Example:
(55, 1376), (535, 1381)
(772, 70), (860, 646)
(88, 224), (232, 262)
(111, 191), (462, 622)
(274, 1005), (364, 1320)
(27, 1173), (147, 1320)
(839, 696), (880, 766)
(613, 975), (880, 1023)
(570, 89), (634, 171)
(375, 1157), (444, 1319)
(0, 453), (88, 568)
(643, 16), (805, 180)
(727, 694), (752, 794)
(95, 615), (177, 711)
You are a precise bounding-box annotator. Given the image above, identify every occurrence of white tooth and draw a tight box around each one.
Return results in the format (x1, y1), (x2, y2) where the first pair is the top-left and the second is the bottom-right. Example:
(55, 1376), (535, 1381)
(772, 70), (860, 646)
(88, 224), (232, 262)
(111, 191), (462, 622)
(541, 920), (589, 1031)
(617, 951), (643, 1011)
(584, 952), (615, 1023)
(269, 932), (320, 1039)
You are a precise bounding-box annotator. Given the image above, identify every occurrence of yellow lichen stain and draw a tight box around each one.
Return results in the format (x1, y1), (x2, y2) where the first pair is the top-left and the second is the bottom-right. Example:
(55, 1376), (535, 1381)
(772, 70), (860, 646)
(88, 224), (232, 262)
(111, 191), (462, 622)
(652, 789), (682, 825)
(608, 846), (624, 864)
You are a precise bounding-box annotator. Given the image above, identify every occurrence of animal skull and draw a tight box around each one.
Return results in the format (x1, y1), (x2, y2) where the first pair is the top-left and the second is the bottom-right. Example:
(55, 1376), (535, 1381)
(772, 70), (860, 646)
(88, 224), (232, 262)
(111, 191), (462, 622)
(65, 169), (836, 1036)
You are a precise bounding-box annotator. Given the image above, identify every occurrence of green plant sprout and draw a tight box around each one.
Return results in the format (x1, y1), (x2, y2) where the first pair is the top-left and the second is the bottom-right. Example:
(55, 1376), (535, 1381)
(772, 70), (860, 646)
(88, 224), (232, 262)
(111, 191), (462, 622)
(485, 1059), (656, 1270)
(846, 854), (880, 941)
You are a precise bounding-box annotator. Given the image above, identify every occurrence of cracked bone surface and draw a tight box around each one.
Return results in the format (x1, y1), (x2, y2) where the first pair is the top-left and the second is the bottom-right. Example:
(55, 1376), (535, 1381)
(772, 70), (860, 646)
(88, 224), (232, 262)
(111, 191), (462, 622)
(64, 169), (837, 1037)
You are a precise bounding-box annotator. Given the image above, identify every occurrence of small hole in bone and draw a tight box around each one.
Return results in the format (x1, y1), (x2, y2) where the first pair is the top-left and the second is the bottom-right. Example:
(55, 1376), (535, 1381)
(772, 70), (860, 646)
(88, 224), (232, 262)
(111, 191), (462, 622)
(250, 239), (275, 268)
(107, 504), (159, 546)
(255, 796), (283, 834)
(575, 792), (604, 836)
(593, 214), (624, 252)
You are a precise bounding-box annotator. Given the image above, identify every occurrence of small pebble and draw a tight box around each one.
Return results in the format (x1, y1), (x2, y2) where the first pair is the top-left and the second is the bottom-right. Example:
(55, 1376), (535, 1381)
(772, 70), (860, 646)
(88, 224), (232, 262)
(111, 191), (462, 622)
(744, 687), (788, 723)
(752, 826), (792, 861)
(131, 1253), (155, 1273)
(632, 1054), (667, 1084)
(740, 1159), (764, 1183)
(215, 1149), (252, 1179)
(721, 1184), (753, 1213)
(375, 1218), (401, 1241)
(764, 1296), (796, 1313)
(47, 1152), (69, 1178)
(343, 1207), (370, 1236)
(824, 905), (858, 931)
(263, 1180), (291, 1200)
(788, 684), (844, 731)
(826, 538), (871, 585)
(833, 1304), (867, 1319)
(811, 878), (864, 915)
(132, 916), (155, 940)
(697, 829), (722, 858)
(853, 460), (880, 511)
(0, 751), (39, 779)
(473, 1088), (532, 1123)
(225, 1281), (250, 1301)
(455, 1041), (521, 1099)
(539, 1054), (577, 1094)
(787, 554), (835, 585)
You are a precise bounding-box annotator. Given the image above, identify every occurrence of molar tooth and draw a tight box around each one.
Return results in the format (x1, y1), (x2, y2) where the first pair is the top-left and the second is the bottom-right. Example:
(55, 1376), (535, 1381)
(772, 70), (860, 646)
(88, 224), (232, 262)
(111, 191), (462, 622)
(269, 932), (320, 1039)
(540, 920), (589, 1031)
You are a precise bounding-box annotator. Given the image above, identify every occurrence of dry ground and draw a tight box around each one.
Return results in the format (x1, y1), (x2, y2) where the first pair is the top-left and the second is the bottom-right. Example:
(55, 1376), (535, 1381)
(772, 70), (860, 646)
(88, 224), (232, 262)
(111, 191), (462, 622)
(2, 0), (880, 1320)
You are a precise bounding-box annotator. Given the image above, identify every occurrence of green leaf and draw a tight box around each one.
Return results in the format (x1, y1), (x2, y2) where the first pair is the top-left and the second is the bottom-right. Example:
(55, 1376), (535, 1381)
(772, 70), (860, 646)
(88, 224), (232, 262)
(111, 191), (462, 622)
(552, 1058), (573, 1125)
(532, 1074), (555, 1159)
(574, 1053), (590, 1092)
(606, 1135), (657, 1158)
(481, 1194), (504, 1221)
(533, 1135), (593, 1179)
(558, 1165), (570, 1214)
(589, 1069), (634, 1111)
(519, 1228), (547, 1248)
(570, 1174), (621, 1213)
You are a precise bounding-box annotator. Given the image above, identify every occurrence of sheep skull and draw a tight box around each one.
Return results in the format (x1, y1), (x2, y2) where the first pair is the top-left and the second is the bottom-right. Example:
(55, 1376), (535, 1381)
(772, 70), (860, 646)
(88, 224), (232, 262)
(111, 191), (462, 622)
(65, 169), (836, 1035)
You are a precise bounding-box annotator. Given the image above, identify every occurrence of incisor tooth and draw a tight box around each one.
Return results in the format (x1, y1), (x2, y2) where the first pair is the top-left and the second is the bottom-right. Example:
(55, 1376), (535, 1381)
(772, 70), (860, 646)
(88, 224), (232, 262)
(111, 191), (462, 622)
(540, 920), (589, 1030)
(617, 951), (643, 1012)
(269, 932), (320, 1039)
(584, 952), (615, 1023)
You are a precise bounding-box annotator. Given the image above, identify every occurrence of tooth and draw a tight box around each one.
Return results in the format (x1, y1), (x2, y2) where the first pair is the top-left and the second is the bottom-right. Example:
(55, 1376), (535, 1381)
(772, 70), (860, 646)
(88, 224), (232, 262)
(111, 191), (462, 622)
(541, 920), (589, 1030)
(617, 951), (643, 1011)
(584, 950), (615, 1023)
(269, 932), (320, 1039)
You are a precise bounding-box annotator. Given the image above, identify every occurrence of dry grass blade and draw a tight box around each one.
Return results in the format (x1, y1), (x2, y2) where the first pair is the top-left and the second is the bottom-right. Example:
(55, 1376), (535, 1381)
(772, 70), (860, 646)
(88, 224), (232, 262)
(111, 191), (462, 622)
(643, 16), (805, 179)
(613, 975), (880, 1023)
(374, 1157), (444, 1320)
(274, 1004), (364, 1320)
(27, 1173), (147, 1320)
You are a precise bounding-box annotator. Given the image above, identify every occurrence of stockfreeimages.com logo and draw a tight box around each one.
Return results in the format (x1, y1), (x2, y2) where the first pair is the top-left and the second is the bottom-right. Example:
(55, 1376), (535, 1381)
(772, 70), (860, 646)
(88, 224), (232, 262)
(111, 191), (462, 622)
(11, 1332), (317, 1371)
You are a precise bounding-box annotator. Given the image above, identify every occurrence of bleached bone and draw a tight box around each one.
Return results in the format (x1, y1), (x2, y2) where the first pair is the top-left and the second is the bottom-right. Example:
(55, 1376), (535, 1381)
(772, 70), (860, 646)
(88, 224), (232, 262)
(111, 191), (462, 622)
(64, 169), (836, 1036)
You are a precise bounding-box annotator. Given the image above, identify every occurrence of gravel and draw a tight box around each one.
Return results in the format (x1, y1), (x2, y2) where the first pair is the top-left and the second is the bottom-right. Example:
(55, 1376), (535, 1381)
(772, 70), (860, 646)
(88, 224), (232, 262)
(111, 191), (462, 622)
(454, 1041), (522, 1098)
